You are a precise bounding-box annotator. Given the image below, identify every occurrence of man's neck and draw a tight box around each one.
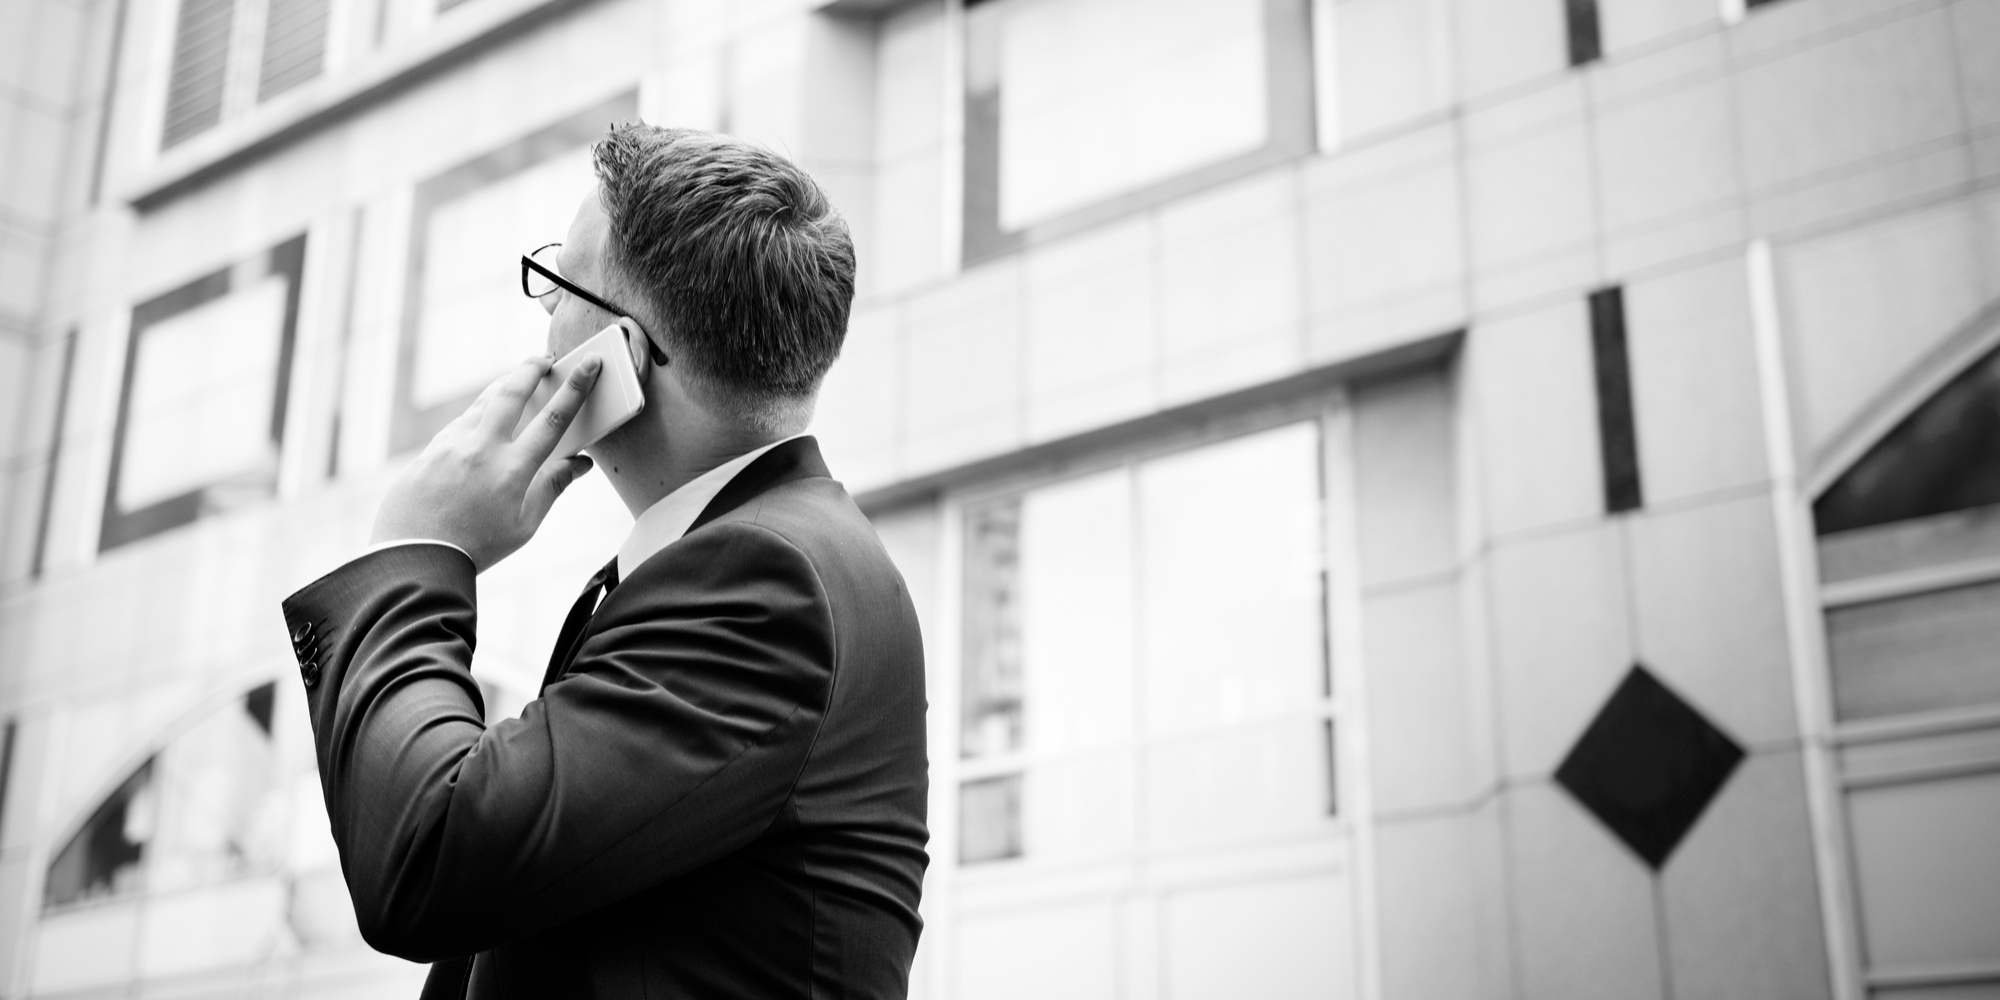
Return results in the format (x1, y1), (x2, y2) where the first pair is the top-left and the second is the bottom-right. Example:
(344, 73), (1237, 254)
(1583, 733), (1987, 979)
(593, 414), (782, 519)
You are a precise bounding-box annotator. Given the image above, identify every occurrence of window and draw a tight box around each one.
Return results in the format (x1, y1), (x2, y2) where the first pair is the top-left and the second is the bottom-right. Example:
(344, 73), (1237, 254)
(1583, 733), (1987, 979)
(43, 762), (153, 909)
(943, 412), (1364, 1000)
(33, 681), (364, 991)
(391, 91), (636, 452)
(160, 0), (331, 149)
(101, 235), (304, 552)
(44, 683), (282, 910)
(960, 0), (1316, 263)
(1564, 0), (1602, 66)
(1811, 335), (2000, 1000)
(1815, 343), (2000, 721)
(957, 421), (1335, 865)
(1589, 286), (1642, 513)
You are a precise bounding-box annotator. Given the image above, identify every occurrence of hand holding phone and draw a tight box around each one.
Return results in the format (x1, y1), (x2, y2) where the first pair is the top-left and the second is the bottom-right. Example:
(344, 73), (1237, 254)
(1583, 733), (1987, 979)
(373, 337), (634, 572)
(517, 323), (647, 458)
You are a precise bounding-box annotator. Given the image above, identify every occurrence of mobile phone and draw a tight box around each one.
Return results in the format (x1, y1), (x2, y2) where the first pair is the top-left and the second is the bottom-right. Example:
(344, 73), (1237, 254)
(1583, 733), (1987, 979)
(517, 323), (646, 459)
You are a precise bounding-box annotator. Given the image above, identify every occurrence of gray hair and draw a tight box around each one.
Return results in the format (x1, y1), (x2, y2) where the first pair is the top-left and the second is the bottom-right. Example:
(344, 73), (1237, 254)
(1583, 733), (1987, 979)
(592, 124), (855, 436)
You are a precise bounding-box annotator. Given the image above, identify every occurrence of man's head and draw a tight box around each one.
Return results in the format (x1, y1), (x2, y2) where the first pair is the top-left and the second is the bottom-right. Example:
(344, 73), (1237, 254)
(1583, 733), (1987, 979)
(564, 124), (854, 439)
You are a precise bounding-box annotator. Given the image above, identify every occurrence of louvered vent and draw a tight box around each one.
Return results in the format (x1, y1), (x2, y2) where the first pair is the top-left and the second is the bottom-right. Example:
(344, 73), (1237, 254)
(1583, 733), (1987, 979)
(162, 0), (234, 149)
(259, 0), (328, 102)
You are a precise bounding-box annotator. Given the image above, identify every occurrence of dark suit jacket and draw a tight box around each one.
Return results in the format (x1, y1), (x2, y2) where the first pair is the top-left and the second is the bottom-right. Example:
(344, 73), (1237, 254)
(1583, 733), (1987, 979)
(279, 437), (928, 999)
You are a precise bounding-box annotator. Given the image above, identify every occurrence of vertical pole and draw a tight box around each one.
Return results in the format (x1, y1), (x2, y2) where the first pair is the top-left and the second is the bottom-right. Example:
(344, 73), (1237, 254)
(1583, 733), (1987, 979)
(1323, 391), (1382, 1000)
(1745, 239), (1864, 1000)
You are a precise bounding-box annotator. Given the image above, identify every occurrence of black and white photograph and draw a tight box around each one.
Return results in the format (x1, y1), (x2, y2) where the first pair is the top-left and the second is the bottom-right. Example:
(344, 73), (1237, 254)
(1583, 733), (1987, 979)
(0, 0), (1995, 996)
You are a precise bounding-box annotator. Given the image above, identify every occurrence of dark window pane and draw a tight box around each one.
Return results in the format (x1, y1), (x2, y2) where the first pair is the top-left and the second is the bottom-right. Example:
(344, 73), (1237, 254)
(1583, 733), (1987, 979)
(45, 759), (155, 909)
(30, 331), (78, 577)
(960, 774), (1023, 863)
(1322, 719), (1338, 816)
(1590, 287), (1643, 514)
(244, 681), (276, 735)
(1815, 345), (2000, 535)
(0, 721), (15, 841)
(962, 499), (1023, 759)
(1566, 0), (1602, 66)
(1554, 665), (1743, 869)
(1817, 502), (2000, 586)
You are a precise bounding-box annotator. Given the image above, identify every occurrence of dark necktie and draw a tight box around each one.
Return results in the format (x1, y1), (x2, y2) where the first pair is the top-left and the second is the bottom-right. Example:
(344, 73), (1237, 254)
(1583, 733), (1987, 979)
(541, 558), (618, 691)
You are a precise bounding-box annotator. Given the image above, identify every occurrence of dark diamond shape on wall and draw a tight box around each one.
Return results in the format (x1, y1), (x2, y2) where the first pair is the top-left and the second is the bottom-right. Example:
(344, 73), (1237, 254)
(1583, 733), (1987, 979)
(1555, 664), (1745, 869)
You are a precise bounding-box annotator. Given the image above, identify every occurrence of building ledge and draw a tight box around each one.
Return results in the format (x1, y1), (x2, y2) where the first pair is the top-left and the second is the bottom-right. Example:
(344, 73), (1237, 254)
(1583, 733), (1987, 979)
(853, 329), (1464, 514)
(127, 0), (606, 214)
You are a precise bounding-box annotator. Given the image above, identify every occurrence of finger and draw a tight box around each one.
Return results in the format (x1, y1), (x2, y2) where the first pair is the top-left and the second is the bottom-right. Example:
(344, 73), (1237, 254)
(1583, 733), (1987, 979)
(522, 455), (594, 525)
(476, 356), (555, 439)
(513, 356), (602, 462)
(446, 371), (510, 431)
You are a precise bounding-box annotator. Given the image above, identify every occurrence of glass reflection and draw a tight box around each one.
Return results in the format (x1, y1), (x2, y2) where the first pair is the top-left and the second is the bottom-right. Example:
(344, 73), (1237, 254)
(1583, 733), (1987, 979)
(42, 682), (283, 911)
(43, 760), (154, 908)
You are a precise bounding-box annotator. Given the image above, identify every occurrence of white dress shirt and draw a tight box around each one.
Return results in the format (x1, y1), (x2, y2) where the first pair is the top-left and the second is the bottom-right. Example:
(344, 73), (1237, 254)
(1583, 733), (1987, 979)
(612, 433), (802, 581)
(359, 434), (804, 582)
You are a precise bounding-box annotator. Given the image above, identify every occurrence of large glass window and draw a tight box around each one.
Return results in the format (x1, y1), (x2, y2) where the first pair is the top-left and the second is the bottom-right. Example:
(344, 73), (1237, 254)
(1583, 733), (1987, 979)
(102, 235), (304, 552)
(960, 0), (1316, 262)
(32, 681), (370, 993)
(391, 91), (637, 452)
(44, 683), (282, 910)
(958, 421), (1333, 865)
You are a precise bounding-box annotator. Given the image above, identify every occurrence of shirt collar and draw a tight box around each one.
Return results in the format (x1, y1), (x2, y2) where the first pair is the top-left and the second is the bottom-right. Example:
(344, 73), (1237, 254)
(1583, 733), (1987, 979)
(615, 434), (804, 581)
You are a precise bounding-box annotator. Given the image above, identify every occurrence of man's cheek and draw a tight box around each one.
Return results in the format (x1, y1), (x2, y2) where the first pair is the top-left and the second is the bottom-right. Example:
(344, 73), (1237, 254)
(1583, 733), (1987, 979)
(546, 310), (586, 359)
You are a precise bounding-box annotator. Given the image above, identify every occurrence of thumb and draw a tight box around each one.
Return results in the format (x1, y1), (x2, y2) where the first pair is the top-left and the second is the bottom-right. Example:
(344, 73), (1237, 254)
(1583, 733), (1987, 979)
(524, 454), (594, 524)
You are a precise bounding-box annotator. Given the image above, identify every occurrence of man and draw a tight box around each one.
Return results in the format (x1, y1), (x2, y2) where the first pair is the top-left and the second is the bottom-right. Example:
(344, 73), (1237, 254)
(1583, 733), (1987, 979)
(279, 125), (928, 999)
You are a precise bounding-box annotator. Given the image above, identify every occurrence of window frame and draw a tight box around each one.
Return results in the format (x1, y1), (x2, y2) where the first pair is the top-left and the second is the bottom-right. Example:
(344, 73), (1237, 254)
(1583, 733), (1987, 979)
(1794, 285), (2000, 1000)
(957, 0), (1320, 266)
(39, 679), (298, 916)
(388, 89), (637, 453)
(152, 0), (343, 156)
(907, 371), (1397, 1000)
(100, 234), (306, 552)
(937, 382), (1364, 878)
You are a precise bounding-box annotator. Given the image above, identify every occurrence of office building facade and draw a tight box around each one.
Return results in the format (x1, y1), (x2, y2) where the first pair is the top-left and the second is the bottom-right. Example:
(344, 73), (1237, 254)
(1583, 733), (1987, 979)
(0, 0), (1996, 996)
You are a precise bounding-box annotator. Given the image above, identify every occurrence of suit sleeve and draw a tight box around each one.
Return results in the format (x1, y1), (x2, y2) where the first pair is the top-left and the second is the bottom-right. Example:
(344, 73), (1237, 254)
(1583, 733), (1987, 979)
(279, 522), (835, 961)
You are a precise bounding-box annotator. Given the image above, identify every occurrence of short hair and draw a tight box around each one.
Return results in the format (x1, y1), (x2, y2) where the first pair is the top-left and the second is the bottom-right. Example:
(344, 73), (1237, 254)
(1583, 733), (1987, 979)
(591, 124), (855, 434)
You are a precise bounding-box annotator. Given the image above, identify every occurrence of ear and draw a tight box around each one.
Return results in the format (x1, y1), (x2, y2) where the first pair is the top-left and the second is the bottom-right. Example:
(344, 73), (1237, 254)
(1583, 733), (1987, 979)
(619, 319), (650, 379)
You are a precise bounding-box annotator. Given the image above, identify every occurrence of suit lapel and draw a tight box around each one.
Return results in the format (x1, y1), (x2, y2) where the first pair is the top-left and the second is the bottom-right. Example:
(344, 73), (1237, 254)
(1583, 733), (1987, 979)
(546, 436), (830, 681)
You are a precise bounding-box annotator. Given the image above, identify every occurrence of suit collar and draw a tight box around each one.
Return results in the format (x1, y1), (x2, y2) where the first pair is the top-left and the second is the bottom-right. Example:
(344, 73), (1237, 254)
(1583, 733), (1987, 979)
(687, 434), (829, 535)
(562, 435), (828, 683)
(613, 435), (829, 581)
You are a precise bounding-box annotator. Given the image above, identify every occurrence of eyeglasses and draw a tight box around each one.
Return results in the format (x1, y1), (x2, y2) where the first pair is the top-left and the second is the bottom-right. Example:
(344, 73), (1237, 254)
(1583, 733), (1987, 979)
(520, 243), (668, 366)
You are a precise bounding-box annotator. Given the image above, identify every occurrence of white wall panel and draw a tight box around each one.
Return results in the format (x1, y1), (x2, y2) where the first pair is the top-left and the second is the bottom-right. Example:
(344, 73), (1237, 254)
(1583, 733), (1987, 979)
(32, 900), (140, 994)
(1505, 784), (1665, 1000)
(1780, 198), (1993, 457)
(1164, 872), (1355, 1000)
(956, 900), (1118, 1000)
